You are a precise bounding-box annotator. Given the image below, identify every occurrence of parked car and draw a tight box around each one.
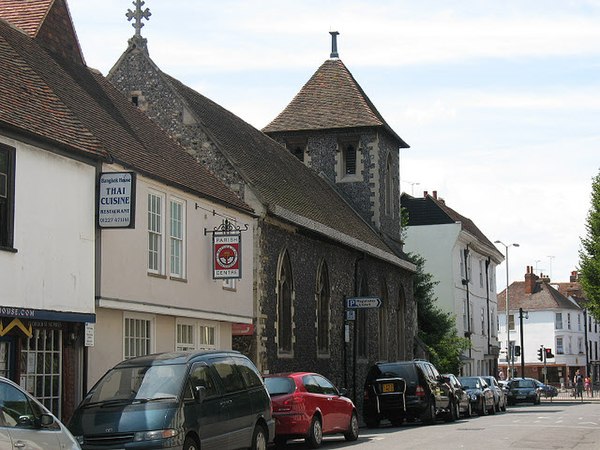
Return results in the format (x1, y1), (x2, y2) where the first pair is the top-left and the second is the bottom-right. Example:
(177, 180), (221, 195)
(263, 372), (358, 448)
(69, 350), (274, 450)
(363, 360), (458, 428)
(458, 376), (495, 416)
(480, 376), (507, 412)
(532, 379), (558, 398)
(505, 377), (541, 405)
(442, 373), (472, 417)
(0, 376), (80, 449)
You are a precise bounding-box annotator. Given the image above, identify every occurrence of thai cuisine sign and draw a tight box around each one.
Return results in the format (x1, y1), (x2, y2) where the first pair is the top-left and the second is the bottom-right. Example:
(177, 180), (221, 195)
(213, 232), (241, 279)
(98, 172), (136, 228)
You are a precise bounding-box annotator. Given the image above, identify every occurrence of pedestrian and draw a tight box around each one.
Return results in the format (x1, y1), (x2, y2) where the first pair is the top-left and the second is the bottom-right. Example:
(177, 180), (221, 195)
(584, 376), (591, 397)
(574, 370), (584, 398)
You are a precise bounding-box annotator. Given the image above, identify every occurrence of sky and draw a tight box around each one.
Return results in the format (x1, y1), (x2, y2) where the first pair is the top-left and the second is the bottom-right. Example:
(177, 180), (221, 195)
(67, 0), (600, 289)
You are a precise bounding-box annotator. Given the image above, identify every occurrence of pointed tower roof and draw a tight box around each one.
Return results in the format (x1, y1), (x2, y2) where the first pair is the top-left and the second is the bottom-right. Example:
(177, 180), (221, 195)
(0, 0), (84, 64)
(263, 33), (408, 148)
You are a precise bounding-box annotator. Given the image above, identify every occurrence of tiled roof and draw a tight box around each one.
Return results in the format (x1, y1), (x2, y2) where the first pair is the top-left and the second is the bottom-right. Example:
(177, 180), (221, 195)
(263, 59), (409, 148)
(0, 0), (52, 37)
(401, 193), (499, 255)
(0, 17), (251, 213)
(162, 73), (410, 265)
(497, 281), (580, 311)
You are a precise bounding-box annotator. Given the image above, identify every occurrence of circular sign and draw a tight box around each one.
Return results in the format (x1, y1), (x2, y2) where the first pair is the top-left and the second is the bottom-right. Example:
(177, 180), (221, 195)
(216, 244), (238, 268)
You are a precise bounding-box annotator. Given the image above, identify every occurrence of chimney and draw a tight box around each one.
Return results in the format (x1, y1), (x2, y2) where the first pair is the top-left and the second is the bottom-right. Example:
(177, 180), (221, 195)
(524, 265), (538, 294)
(329, 31), (340, 58)
(570, 270), (578, 282)
(432, 190), (438, 199)
(423, 191), (428, 198)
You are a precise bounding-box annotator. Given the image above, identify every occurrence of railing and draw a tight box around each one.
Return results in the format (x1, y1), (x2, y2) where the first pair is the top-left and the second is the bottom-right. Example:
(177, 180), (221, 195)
(539, 381), (599, 401)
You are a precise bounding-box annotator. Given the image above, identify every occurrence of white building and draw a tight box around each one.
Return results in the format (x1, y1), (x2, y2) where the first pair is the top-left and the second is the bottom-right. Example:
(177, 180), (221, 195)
(497, 267), (591, 385)
(402, 191), (504, 376)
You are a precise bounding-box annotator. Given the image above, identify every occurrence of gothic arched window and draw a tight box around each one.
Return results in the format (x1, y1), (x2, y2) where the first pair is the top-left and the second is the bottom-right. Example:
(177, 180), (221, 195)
(277, 250), (294, 354)
(316, 260), (331, 355)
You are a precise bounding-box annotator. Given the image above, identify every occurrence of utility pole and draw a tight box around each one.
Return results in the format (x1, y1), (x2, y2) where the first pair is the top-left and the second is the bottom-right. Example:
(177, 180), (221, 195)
(519, 308), (526, 378)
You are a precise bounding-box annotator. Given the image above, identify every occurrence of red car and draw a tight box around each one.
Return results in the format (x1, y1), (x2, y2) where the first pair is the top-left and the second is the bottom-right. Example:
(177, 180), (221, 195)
(263, 372), (359, 448)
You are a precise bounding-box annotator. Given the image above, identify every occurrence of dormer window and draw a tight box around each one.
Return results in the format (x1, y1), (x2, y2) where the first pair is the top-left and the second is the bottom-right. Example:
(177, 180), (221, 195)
(129, 90), (147, 111)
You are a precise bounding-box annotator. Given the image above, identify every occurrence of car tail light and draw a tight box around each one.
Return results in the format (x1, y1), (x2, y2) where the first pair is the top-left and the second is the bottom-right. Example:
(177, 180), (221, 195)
(416, 385), (425, 397)
(275, 394), (305, 412)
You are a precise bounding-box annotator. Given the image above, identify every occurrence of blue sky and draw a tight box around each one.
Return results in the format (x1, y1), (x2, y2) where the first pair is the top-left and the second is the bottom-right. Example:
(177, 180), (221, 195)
(68, 0), (600, 288)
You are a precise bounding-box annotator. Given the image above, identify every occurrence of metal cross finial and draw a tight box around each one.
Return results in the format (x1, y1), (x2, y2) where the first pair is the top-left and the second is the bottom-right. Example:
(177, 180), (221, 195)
(126, 0), (151, 37)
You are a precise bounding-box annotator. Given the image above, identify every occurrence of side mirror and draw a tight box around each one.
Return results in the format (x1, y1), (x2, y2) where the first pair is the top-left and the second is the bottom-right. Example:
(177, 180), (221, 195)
(40, 413), (55, 427)
(339, 388), (348, 397)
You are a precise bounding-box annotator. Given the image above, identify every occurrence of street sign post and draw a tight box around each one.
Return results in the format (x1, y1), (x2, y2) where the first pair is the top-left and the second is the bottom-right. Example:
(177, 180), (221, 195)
(346, 296), (382, 309)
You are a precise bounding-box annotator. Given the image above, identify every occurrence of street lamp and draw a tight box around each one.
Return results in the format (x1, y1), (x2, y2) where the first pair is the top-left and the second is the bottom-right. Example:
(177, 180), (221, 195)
(495, 240), (519, 379)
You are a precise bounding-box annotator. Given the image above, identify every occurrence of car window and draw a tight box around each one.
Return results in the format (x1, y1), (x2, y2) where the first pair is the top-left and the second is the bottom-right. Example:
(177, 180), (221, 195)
(459, 378), (480, 389)
(212, 358), (245, 393)
(302, 375), (322, 394)
(314, 375), (338, 395)
(428, 363), (441, 379)
(189, 363), (220, 399)
(369, 363), (416, 380)
(420, 363), (435, 380)
(264, 377), (295, 396)
(232, 356), (263, 388)
(0, 381), (35, 428)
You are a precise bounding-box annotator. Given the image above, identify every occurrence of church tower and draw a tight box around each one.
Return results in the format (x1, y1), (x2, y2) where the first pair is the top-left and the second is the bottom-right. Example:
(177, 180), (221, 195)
(263, 32), (410, 243)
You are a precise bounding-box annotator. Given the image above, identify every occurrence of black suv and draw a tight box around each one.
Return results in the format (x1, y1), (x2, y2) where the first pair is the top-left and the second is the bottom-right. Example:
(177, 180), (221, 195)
(363, 360), (458, 427)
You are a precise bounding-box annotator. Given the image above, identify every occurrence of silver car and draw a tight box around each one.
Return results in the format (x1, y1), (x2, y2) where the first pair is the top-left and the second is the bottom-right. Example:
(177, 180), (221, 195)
(0, 376), (79, 449)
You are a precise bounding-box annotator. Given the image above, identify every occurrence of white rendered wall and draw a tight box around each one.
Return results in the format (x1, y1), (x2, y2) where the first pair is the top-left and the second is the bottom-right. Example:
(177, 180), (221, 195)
(0, 136), (95, 314)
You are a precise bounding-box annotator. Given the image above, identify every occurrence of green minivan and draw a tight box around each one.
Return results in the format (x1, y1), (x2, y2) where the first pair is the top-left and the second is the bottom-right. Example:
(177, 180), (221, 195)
(68, 350), (274, 450)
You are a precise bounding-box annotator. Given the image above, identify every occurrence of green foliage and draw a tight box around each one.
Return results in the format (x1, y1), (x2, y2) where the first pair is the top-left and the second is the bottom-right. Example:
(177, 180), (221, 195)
(579, 170), (600, 321)
(409, 253), (471, 374)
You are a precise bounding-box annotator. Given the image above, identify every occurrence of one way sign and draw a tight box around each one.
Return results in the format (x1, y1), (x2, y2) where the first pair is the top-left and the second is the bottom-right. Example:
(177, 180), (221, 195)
(346, 296), (382, 309)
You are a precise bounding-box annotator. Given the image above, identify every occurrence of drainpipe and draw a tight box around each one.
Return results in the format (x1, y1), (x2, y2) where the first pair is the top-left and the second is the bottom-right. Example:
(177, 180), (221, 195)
(462, 247), (472, 361)
(485, 257), (491, 374)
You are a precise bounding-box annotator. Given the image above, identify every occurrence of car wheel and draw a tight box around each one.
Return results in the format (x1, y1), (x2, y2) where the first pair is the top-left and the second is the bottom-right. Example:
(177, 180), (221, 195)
(251, 424), (267, 450)
(344, 412), (359, 441)
(421, 398), (436, 424)
(306, 416), (323, 448)
(479, 398), (488, 416)
(183, 436), (199, 450)
(466, 402), (472, 417)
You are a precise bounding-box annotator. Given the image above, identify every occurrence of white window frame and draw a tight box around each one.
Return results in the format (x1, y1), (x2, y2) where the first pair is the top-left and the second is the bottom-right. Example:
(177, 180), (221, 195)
(124, 313), (155, 359)
(223, 278), (237, 291)
(336, 139), (362, 182)
(555, 312), (563, 330)
(148, 191), (166, 274)
(169, 197), (186, 279)
(198, 321), (218, 350)
(556, 336), (564, 354)
(176, 319), (196, 351)
(479, 260), (484, 288)
(567, 313), (571, 330)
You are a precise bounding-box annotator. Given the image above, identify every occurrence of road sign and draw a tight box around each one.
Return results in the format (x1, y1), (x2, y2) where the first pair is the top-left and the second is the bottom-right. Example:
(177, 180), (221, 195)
(346, 296), (382, 309)
(346, 310), (356, 321)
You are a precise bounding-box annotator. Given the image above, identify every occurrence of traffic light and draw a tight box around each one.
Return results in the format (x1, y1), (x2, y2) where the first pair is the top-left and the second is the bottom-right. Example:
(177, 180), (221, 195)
(537, 347), (544, 361)
(514, 345), (521, 357)
(545, 348), (554, 359)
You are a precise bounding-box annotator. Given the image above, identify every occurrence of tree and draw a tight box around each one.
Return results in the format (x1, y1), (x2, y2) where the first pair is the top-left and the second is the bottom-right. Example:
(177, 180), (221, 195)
(409, 253), (471, 374)
(579, 170), (600, 321)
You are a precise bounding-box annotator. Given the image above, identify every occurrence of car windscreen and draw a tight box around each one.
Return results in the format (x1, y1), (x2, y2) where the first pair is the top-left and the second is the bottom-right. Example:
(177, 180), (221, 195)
(264, 377), (295, 396)
(511, 379), (535, 389)
(84, 364), (187, 405)
(459, 378), (481, 389)
(369, 363), (416, 380)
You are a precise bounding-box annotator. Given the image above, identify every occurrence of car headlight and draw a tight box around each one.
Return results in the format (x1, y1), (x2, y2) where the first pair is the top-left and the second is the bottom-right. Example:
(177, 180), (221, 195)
(75, 436), (84, 446)
(134, 429), (178, 442)
(470, 394), (477, 401)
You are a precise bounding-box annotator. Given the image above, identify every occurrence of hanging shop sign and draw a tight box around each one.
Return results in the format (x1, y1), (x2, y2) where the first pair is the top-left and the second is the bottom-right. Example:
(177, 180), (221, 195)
(206, 218), (248, 280)
(0, 318), (32, 337)
(98, 172), (136, 228)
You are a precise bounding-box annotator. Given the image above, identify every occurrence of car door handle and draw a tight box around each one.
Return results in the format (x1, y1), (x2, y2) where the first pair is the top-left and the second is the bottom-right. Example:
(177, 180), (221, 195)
(220, 399), (233, 407)
(14, 442), (25, 448)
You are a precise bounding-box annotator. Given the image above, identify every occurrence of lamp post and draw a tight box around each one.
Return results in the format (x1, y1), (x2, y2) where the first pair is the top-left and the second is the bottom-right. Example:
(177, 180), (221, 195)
(495, 240), (519, 379)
